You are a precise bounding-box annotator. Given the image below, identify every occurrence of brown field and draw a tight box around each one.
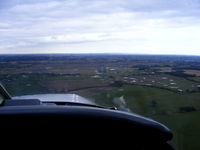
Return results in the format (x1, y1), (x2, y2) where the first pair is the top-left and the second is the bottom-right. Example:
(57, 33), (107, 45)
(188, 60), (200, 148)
(158, 67), (173, 73)
(40, 78), (112, 93)
(68, 87), (115, 98)
(184, 70), (200, 77)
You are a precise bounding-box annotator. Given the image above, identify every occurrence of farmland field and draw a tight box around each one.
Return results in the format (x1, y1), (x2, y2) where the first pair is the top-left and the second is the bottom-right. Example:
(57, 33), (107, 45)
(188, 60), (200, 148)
(1, 54), (200, 150)
(184, 70), (200, 77)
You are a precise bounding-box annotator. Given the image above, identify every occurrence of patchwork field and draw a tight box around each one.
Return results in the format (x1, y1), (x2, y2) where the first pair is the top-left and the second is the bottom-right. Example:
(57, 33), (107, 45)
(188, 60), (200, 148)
(1, 54), (200, 150)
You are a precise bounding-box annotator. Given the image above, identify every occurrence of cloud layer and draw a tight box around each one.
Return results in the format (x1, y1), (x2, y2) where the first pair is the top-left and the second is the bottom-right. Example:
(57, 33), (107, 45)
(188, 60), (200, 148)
(0, 0), (200, 55)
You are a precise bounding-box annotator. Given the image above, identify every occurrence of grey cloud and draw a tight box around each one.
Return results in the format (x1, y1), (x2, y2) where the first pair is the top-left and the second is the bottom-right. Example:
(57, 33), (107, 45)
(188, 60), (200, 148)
(2, 0), (200, 22)
(1, 0), (200, 54)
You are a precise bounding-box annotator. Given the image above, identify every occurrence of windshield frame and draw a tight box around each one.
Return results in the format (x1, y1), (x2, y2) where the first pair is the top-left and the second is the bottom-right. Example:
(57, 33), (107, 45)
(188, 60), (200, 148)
(0, 84), (11, 104)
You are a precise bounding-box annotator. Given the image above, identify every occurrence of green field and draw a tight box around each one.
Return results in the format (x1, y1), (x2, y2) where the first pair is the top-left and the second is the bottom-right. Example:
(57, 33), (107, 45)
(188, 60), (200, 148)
(93, 85), (200, 150)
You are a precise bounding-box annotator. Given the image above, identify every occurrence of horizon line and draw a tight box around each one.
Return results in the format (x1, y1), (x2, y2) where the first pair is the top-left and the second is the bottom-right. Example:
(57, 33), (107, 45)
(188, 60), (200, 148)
(0, 52), (200, 57)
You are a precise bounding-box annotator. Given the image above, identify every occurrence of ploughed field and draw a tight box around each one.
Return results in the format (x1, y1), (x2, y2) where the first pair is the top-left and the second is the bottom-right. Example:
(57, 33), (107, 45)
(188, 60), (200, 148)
(1, 54), (200, 150)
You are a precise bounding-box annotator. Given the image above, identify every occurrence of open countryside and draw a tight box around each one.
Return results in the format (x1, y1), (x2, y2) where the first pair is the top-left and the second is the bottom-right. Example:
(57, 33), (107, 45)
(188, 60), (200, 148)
(1, 54), (200, 150)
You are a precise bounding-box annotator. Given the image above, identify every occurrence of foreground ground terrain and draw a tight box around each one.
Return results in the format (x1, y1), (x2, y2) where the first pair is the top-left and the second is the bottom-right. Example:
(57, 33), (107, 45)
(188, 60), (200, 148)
(1, 54), (200, 150)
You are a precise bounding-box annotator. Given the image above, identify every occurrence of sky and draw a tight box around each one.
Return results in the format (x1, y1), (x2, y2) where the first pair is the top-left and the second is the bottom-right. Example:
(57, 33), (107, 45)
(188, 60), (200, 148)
(0, 0), (200, 55)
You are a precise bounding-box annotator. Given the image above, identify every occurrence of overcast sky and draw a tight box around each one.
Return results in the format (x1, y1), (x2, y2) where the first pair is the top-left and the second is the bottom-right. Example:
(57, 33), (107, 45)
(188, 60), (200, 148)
(0, 0), (200, 55)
